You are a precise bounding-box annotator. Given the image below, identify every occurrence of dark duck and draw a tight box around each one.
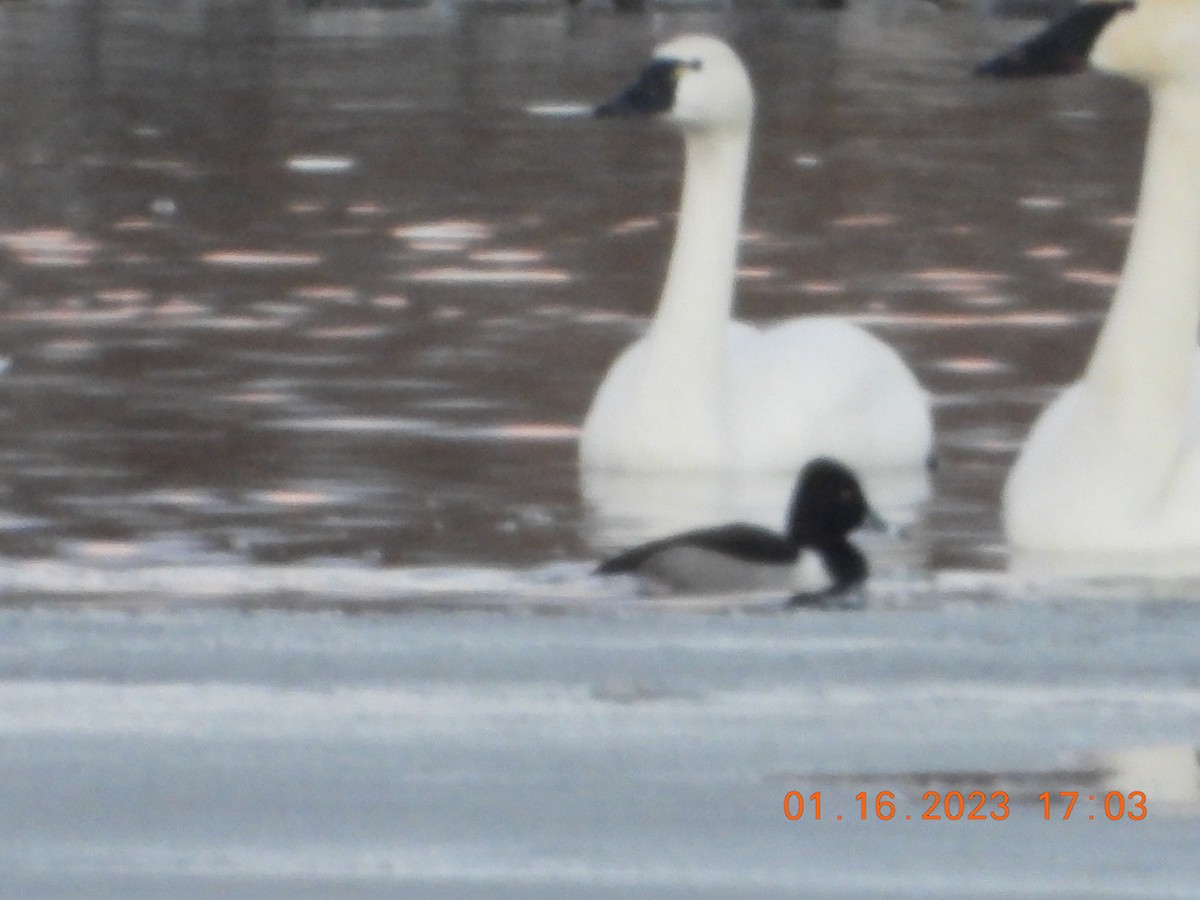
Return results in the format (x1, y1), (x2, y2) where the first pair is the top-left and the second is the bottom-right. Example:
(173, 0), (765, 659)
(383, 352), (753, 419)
(597, 457), (879, 605)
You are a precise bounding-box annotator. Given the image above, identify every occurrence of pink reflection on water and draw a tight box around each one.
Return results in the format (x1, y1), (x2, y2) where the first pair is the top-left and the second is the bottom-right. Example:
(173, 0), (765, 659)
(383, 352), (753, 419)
(407, 241), (465, 253)
(796, 280), (847, 296)
(227, 391), (295, 405)
(6, 307), (141, 325)
(201, 250), (323, 269)
(111, 217), (160, 232)
(138, 488), (219, 508)
(578, 311), (643, 324)
(608, 217), (659, 236)
(490, 422), (579, 441)
(1025, 245), (1071, 260)
(911, 268), (1009, 293)
(1062, 269), (1120, 288)
(736, 266), (774, 281)
(250, 490), (331, 507)
(1019, 195), (1067, 211)
(0, 229), (97, 267)
(97, 289), (152, 304)
(153, 296), (210, 319)
(854, 310), (1082, 328)
(392, 220), (493, 245)
(306, 324), (391, 340)
(285, 155), (356, 174)
(291, 286), (358, 304)
(70, 541), (141, 560)
(832, 213), (896, 228)
(406, 267), (571, 285)
(469, 249), (545, 264)
(371, 294), (410, 310)
(931, 356), (1013, 375)
(959, 295), (1012, 308)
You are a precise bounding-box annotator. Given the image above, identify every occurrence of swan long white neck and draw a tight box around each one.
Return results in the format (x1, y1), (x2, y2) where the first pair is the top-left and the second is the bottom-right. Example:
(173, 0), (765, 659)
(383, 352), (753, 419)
(648, 125), (751, 363)
(1083, 85), (1200, 471)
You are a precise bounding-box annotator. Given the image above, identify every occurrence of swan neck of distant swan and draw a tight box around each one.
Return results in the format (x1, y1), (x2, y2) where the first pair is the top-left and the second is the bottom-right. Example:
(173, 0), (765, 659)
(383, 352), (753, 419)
(652, 125), (750, 352)
(1083, 85), (1200, 460)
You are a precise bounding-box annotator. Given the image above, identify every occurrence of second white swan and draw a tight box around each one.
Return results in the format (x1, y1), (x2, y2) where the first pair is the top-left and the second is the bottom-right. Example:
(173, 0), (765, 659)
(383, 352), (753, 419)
(980, 0), (1200, 558)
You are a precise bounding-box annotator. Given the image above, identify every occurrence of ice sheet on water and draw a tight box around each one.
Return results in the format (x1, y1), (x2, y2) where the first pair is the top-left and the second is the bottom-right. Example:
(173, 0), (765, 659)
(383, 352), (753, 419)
(0, 558), (632, 610)
(1, 548), (1199, 614)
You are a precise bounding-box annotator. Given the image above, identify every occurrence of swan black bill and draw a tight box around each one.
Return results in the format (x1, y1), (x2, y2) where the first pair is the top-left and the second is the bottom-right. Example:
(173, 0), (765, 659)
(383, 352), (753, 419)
(595, 59), (681, 117)
(974, 1), (1134, 78)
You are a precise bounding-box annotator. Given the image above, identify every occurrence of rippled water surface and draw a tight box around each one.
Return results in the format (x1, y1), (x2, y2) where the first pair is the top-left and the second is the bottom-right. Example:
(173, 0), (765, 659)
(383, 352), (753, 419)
(0, 0), (1156, 600)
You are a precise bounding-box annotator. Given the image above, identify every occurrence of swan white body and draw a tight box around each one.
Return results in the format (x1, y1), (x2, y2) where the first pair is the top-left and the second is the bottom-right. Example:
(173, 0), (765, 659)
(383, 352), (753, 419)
(581, 35), (933, 474)
(998, 1), (1200, 555)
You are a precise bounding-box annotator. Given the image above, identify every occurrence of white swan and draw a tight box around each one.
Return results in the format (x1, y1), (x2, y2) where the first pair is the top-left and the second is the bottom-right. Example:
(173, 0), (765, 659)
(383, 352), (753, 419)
(979, 1), (1200, 559)
(580, 35), (933, 476)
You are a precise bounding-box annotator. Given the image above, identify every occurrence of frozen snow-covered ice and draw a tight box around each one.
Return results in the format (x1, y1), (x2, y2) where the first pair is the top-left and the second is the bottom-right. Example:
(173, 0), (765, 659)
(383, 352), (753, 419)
(1, 600), (1198, 899)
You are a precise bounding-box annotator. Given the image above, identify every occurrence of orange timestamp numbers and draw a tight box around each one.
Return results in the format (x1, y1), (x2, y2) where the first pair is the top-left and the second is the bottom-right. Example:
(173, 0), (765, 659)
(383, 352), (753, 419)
(783, 790), (1148, 822)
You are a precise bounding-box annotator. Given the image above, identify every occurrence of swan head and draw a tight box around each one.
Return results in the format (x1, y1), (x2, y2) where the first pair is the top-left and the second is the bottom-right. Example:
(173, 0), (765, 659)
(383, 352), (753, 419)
(976, 0), (1200, 88)
(1091, 0), (1200, 86)
(595, 35), (754, 134)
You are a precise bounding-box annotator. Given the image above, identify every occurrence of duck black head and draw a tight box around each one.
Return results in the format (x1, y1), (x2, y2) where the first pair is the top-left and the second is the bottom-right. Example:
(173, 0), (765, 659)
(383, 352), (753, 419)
(785, 457), (871, 546)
